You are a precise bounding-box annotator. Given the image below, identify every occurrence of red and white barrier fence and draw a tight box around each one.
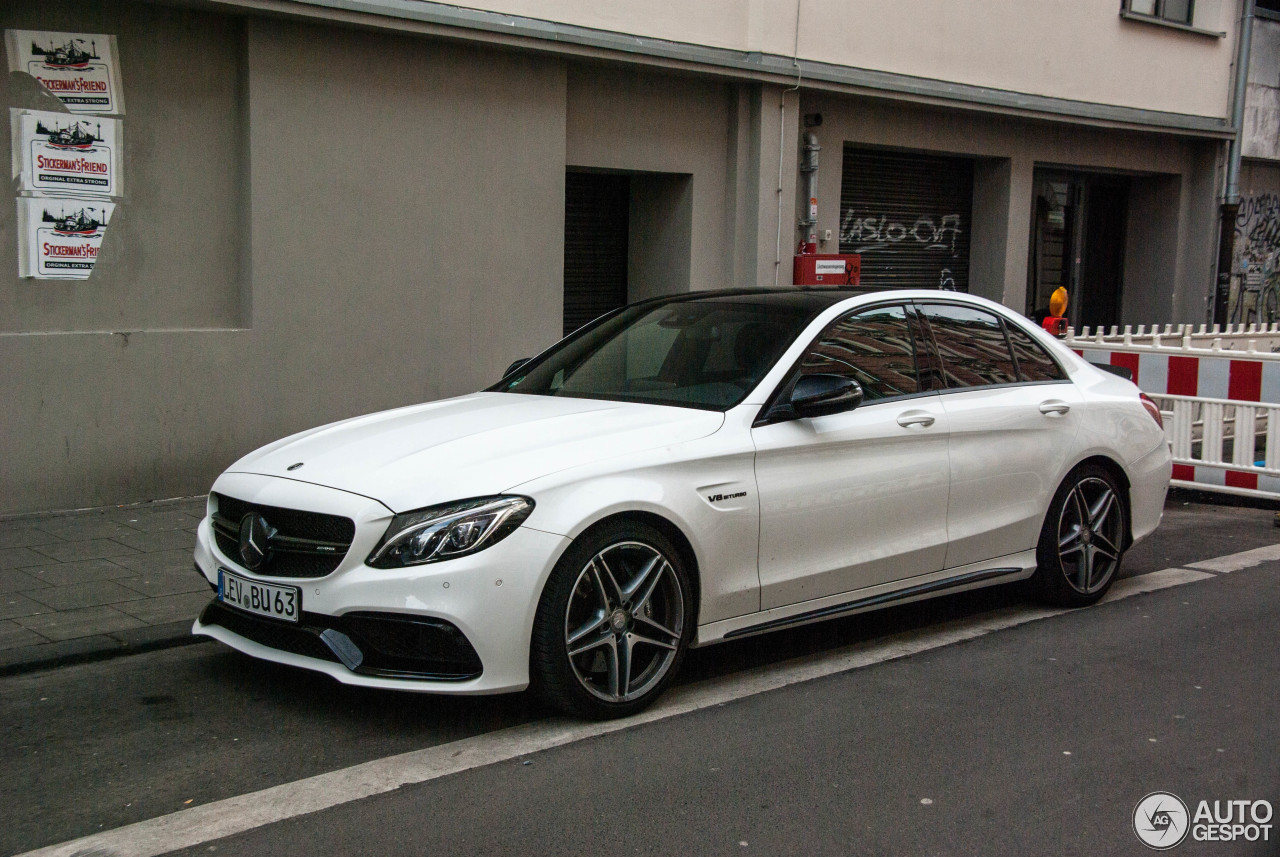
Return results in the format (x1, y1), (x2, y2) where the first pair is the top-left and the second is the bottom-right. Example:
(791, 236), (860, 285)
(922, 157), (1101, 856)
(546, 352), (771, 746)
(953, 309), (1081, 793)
(1067, 334), (1280, 499)
(1151, 394), (1280, 498)
(1068, 322), (1280, 353)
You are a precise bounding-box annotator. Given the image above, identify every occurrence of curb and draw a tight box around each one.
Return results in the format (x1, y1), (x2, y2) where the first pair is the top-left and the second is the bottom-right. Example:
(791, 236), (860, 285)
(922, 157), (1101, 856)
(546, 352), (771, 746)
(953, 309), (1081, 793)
(0, 620), (211, 678)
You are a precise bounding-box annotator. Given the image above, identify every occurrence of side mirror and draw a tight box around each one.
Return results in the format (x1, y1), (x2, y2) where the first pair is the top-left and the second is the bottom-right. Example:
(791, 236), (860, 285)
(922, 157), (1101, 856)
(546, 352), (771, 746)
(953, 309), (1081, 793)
(503, 358), (531, 378)
(790, 374), (863, 419)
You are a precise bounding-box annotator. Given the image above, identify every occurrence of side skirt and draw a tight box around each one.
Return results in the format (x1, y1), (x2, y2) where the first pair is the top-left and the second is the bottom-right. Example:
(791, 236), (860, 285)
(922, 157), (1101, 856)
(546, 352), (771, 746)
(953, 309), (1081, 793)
(696, 553), (1037, 646)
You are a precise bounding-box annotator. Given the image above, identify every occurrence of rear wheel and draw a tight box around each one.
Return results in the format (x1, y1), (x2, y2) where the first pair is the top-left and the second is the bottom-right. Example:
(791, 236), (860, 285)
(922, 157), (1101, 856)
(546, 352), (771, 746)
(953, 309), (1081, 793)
(1033, 465), (1126, 607)
(531, 521), (692, 719)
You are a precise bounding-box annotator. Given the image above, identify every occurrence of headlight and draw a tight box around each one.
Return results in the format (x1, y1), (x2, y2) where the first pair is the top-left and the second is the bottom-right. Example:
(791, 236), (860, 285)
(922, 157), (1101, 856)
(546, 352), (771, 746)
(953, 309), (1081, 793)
(366, 496), (534, 569)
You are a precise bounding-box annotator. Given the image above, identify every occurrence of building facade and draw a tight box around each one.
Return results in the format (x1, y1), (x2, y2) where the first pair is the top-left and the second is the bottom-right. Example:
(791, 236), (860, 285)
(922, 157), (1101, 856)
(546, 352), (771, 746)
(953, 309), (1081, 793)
(0, 0), (1264, 512)
(1232, 3), (1280, 322)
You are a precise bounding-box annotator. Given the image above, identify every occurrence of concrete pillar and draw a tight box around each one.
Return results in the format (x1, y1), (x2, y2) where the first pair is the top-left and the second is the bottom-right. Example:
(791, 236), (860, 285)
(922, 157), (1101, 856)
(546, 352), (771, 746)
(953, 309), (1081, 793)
(740, 84), (800, 288)
(1001, 155), (1036, 310)
(969, 157), (1013, 304)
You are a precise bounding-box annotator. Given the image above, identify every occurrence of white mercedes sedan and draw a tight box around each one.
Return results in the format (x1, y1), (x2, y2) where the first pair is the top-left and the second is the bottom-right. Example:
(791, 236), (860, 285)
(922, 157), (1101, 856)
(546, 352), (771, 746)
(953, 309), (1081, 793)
(193, 289), (1171, 718)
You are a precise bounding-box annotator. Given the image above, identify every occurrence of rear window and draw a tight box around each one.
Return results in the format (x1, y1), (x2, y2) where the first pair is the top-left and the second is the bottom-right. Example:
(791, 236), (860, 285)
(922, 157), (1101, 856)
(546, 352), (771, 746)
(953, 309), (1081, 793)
(918, 304), (1019, 388)
(1005, 323), (1066, 382)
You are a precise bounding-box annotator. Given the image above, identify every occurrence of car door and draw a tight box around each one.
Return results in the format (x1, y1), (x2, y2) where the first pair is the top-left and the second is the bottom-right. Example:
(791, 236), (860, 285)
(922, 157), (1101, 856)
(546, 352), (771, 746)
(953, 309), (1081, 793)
(752, 303), (950, 610)
(916, 302), (1084, 569)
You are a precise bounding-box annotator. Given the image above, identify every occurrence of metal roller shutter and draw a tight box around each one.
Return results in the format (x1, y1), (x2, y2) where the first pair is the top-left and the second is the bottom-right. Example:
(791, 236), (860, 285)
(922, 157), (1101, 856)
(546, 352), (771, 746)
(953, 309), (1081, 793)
(839, 147), (974, 292)
(563, 171), (630, 337)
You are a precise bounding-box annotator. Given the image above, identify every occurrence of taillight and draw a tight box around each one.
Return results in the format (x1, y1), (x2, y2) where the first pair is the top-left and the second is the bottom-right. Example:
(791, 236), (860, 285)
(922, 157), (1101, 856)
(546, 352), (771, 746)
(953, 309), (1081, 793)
(1140, 393), (1164, 429)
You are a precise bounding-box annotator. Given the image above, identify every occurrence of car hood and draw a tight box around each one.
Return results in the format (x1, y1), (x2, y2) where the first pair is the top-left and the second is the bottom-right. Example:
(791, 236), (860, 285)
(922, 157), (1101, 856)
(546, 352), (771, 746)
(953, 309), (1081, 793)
(226, 393), (725, 512)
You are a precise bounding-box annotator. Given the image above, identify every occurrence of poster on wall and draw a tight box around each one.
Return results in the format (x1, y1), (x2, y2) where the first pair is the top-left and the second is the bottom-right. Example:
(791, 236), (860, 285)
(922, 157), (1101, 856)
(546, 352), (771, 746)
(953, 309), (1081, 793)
(17, 197), (115, 279)
(11, 109), (122, 197)
(4, 30), (124, 115)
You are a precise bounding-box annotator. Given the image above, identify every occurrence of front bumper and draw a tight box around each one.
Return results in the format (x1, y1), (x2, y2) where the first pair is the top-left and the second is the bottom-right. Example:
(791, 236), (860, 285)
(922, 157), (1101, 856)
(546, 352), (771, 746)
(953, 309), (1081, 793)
(192, 473), (570, 694)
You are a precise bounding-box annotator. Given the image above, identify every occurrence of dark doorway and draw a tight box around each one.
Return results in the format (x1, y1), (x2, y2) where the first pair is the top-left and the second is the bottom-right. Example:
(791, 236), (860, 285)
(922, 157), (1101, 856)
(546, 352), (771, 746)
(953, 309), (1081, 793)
(563, 171), (630, 337)
(1028, 170), (1130, 330)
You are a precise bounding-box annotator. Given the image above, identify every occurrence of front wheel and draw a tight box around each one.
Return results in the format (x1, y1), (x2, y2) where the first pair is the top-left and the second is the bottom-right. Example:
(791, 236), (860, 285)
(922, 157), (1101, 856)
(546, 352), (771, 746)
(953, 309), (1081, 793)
(530, 521), (692, 719)
(1033, 466), (1127, 607)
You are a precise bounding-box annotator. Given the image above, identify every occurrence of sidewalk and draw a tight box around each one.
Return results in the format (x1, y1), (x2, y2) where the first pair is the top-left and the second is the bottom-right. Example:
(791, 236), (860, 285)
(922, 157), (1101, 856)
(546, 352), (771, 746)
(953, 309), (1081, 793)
(0, 496), (212, 674)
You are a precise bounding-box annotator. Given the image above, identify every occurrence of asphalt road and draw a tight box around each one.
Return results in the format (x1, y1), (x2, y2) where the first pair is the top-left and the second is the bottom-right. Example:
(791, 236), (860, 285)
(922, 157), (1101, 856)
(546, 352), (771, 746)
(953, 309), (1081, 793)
(3, 496), (1277, 856)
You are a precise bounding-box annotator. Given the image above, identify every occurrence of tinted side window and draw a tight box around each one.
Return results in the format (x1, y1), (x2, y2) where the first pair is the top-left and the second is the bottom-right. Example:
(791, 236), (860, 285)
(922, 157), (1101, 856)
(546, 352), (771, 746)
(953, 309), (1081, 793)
(800, 304), (920, 400)
(919, 304), (1019, 388)
(1005, 323), (1066, 382)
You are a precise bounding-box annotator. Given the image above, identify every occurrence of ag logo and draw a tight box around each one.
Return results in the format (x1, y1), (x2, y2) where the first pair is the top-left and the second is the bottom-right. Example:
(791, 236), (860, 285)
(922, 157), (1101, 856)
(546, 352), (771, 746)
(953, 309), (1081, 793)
(1134, 792), (1190, 849)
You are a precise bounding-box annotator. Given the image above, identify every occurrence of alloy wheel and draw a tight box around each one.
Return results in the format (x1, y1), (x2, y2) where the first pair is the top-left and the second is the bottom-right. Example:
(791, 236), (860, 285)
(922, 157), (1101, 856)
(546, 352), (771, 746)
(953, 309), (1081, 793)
(563, 541), (685, 703)
(1055, 476), (1124, 595)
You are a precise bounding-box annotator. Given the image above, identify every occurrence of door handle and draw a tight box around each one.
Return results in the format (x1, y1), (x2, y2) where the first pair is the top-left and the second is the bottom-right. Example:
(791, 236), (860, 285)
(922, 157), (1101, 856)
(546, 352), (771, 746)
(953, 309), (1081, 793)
(1039, 400), (1071, 416)
(896, 412), (936, 428)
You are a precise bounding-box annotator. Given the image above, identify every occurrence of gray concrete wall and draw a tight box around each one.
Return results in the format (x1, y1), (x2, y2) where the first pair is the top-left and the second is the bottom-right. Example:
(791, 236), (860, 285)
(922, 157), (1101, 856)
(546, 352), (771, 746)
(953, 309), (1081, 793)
(1123, 175), (1182, 325)
(1, 1), (247, 333)
(969, 158), (1014, 303)
(565, 66), (734, 293)
(629, 174), (693, 302)
(1244, 18), (1280, 162)
(2, 6), (568, 513)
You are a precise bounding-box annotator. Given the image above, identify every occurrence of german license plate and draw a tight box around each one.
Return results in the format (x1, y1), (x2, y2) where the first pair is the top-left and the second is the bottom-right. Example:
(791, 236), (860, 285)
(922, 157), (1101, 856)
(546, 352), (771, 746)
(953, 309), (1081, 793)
(218, 568), (300, 623)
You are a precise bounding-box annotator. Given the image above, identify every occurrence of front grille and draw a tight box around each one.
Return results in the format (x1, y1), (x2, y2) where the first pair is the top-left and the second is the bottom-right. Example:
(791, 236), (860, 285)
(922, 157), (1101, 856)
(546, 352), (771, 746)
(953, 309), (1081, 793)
(211, 493), (356, 578)
(200, 601), (484, 681)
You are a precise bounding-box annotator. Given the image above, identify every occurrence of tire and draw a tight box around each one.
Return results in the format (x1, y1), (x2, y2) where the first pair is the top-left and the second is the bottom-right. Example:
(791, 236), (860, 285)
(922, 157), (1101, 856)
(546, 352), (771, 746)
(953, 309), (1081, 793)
(530, 520), (693, 719)
(1033, 465), (1127, 607)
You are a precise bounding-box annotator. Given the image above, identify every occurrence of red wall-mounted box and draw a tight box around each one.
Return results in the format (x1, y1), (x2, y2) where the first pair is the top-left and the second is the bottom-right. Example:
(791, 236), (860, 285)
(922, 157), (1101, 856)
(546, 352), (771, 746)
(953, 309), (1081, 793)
(793, 254), (861, 286)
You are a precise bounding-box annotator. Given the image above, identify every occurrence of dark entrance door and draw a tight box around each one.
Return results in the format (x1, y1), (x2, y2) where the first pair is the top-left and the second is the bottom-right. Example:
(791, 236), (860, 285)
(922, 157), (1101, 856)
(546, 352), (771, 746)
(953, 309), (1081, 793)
(563, 171), (630, 337)
(1028, 171), (1130, 330)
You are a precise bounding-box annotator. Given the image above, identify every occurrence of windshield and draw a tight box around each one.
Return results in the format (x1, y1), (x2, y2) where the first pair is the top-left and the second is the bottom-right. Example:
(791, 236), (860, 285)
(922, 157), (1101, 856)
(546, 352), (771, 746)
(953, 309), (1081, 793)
(491, 299), (817, 410)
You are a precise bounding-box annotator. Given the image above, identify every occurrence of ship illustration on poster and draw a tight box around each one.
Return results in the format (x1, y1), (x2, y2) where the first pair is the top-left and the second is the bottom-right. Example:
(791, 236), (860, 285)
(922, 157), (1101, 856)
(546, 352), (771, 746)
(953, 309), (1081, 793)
(30, 37), (99, 69)
(5, 30), (125, 115)
(35, 118), (103, 150)
(17, 196), (115, 279)
(13, 109), (122, 196)
(42, 205), (106, 236)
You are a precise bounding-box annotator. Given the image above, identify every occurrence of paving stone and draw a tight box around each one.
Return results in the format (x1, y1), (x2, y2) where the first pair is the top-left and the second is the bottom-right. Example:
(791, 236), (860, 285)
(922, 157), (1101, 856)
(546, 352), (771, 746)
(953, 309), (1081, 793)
(107, 548), (194, 573)
(103, 499), (205, 524)
(14, 605), (144, 641)
(115, 591), (211, 624)
(0, 620), (49, 651)
(117, 570), (210, 598)
(22, 558), (136, 587)
(0, 569), (49, 594)
(32, 519), (142, 542)
(0, 593), (53, 621)
(28, 539), (141, 563)
(25, 581), (146, 611)
(111, 510), (205, 532)
(0, 524), (59, 550)
(109, 528), (198, 553)
(0, 547), (53, 570)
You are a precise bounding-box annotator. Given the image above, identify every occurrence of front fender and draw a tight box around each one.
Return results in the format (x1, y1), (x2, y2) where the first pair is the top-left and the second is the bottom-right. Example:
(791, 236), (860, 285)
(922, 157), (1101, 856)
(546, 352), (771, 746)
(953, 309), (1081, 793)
(511, 430), (761, 625)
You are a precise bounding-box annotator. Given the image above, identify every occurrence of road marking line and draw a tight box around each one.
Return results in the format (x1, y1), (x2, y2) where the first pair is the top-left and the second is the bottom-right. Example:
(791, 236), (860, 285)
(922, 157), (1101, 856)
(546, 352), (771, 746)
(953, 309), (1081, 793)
(16, 566), (1217, 857)
(1188, 543), (1280, 573)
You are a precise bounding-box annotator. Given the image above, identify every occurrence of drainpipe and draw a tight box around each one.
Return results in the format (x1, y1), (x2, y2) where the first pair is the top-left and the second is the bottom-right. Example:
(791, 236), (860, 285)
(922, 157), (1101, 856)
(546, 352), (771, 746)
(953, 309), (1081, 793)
(798, 131), (821, 254)
(1214, 0), (1256, 324)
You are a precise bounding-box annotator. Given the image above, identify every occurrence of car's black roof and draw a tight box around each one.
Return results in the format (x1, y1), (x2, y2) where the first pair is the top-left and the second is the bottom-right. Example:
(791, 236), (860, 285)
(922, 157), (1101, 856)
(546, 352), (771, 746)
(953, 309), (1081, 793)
(634, 287), (886, 312)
